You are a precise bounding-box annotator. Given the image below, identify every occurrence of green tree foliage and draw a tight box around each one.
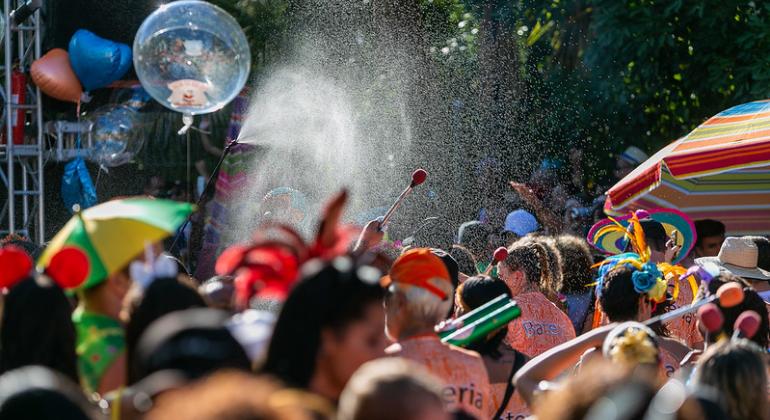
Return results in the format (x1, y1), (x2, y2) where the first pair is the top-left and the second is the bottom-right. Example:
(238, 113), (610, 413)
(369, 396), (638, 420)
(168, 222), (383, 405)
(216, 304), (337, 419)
(586, 0), (770, 145)
(210, 0), (289, 70)
(197, 0), (770, 183)
(429, 0), (770, 183)
(518, 1), (770, 159)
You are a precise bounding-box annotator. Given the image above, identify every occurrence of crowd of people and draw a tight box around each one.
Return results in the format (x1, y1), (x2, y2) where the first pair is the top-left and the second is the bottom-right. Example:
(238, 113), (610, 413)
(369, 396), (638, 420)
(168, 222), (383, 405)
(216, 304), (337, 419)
(0, 142), (769, 420)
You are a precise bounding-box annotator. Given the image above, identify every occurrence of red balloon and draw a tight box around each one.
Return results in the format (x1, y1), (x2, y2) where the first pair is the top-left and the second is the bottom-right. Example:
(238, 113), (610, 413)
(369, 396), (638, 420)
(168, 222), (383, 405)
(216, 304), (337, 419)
(47, 246), (89, 289)
(30, 49), (83, 103)
(0, 246), (33, 289)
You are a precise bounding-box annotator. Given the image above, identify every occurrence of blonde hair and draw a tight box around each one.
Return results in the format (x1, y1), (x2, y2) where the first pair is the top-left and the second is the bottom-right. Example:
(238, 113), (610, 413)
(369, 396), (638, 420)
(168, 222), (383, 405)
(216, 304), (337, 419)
(694, 339), (769, 420)
(147, 371), (316, 420)
(533, 361), (659, 420)
(504, 239), (555, 295)
(338, 358), (445, 420)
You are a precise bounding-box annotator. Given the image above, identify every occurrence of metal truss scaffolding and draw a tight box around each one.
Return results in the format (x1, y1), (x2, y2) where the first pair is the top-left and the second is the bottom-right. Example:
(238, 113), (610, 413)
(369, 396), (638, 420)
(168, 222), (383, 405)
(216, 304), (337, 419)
(0, 0), (45, 243)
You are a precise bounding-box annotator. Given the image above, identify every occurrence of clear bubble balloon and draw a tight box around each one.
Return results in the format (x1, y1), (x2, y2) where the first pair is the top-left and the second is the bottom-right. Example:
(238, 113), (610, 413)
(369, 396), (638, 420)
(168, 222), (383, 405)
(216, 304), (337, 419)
(88, 105), (144, 167)
(133, 0), (251, 116)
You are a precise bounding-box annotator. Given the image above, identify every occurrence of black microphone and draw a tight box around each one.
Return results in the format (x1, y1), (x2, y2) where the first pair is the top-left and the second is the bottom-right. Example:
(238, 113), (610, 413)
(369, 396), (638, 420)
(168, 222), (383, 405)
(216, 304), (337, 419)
(10, 0), (43, 26)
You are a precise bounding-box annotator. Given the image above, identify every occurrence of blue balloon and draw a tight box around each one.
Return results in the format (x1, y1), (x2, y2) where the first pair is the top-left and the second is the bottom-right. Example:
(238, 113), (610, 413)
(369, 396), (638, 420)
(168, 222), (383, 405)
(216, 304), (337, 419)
(69, 29), (132, 91)
(61, 156), (97, 212)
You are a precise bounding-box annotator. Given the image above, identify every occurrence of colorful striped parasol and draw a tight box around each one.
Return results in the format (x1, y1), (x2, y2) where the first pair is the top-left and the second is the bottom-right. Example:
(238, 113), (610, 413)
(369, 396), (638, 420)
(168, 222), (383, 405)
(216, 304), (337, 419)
(605, 100), (770, 235)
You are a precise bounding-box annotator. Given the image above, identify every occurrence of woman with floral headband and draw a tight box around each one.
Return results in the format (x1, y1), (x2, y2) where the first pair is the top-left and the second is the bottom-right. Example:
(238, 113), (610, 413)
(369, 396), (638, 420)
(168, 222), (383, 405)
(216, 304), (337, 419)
(593, 262), (690, 377)
(588, 211), (702, 348)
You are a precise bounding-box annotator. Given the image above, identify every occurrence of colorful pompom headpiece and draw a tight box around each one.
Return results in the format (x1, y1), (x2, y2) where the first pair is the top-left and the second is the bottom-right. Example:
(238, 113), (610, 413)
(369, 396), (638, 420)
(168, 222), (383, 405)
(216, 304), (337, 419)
(591, 212), (668, 301)
(602, 322), (660, 366)
(594, 252), (669, 304)
(591, 211), (698, 305)
(587, 208), (696, 265)
(0, 244), (89, 290)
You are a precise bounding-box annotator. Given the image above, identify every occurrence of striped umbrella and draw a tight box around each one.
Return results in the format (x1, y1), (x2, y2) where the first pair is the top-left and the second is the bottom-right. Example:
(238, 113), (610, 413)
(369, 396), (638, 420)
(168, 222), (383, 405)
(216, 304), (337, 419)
(38, 198), (195, 290)
(605, 100), (770, 235)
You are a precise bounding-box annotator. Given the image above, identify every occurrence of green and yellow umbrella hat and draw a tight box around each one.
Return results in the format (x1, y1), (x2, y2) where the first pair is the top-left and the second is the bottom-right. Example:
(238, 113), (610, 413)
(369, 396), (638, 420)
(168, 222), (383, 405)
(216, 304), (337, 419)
(38, 197), (195, 290)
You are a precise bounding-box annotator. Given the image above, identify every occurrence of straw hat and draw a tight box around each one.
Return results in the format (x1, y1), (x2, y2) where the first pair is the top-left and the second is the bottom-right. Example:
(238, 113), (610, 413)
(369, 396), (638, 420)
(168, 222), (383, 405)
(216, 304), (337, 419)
(696, 237), (770, 281)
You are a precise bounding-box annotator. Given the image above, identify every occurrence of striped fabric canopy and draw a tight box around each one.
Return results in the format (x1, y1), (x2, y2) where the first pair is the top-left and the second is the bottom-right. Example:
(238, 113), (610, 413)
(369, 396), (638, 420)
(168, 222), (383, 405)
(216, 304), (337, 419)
(605, 100), (770, 235)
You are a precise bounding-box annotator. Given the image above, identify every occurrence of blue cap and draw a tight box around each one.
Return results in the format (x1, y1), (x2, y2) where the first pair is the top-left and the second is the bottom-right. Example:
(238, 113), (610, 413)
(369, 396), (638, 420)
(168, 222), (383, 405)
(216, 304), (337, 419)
(504, 209), (539, 236)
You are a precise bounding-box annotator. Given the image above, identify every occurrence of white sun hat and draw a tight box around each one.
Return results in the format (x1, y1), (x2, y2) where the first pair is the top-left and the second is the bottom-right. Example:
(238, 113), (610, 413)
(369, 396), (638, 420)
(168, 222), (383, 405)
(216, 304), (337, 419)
(696, 236), (770, 281)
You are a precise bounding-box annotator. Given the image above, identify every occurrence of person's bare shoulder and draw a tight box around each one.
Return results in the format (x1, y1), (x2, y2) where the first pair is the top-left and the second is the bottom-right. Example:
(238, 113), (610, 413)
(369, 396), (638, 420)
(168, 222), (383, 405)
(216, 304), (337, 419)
(577, 346), (602, 373)
(660, 336), (690, 360)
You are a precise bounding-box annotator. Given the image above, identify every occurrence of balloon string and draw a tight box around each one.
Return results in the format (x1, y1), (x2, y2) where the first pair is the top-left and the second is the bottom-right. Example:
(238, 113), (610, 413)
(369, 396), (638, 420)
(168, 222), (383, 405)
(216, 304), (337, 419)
(186, 130), (191, 204)
(169, 139), (237, 257)
(75, 100), (81, 149)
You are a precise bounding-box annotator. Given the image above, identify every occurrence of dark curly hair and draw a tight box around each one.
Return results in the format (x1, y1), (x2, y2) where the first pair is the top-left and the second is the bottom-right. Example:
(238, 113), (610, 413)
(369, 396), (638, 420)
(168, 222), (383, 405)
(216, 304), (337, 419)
(555, 235), (594, 294)
(599, 266), (671, 337)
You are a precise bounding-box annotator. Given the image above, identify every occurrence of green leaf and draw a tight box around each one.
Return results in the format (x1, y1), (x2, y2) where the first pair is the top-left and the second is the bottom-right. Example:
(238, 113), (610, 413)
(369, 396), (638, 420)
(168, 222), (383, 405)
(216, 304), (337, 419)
(527, 20), (555, 46)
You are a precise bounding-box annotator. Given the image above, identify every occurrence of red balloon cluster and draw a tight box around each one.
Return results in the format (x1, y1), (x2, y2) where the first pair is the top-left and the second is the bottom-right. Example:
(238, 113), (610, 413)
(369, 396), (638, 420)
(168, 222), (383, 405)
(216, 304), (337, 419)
(696, 284), (760, 341)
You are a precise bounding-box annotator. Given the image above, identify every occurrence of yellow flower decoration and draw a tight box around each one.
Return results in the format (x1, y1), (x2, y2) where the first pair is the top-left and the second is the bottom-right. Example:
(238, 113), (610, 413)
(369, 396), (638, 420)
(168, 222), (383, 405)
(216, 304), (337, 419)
(608, 327), (659, 366)
(648, 279), (668, 303)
